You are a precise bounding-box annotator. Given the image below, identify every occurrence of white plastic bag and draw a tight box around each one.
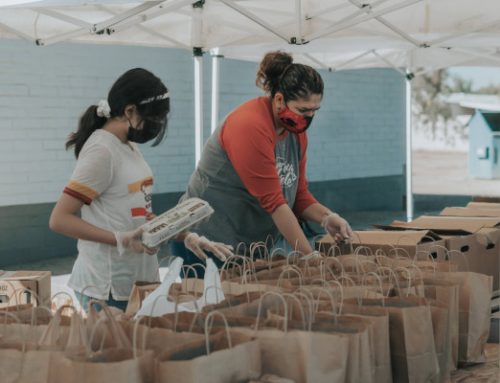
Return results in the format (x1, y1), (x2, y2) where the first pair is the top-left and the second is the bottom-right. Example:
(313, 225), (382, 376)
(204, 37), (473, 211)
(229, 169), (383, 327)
(135, 257), (224, 318)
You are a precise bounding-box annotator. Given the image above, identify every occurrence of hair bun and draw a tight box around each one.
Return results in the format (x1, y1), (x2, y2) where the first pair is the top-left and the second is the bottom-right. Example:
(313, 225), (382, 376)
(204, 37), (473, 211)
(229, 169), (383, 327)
(256, 51), (293, 93)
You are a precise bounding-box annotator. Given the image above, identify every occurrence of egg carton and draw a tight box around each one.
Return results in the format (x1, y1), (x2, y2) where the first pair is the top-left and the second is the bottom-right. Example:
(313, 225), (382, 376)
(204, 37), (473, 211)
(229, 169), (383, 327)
(141, 197), (214, 248)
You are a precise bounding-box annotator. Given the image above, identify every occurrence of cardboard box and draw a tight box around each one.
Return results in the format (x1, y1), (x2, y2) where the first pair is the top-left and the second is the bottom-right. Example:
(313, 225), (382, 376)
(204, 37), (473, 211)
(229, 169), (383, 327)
(316, 229), (448, 259)
(375, 216), (500, 290)
(467, 201), (500, 210)
(0, 270), (51, 308)
(441, 207), (500, 218)
(380, 215), (500, 233)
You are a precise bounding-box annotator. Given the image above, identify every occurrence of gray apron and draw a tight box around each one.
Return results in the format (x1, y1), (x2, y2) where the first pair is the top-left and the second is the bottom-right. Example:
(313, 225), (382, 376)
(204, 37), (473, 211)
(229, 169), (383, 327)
(181, 122), (300, 249)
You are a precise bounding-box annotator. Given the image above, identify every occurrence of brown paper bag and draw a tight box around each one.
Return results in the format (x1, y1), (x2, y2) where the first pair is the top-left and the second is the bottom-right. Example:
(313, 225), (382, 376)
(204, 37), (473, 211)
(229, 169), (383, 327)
(234, 325), (349, 383)
(120, 318), (205, 356)
(170, 278), (288, 300)
(423, 271), (493, 364)
(307, 313), (375, 383)
(0, 346), (63, 383)
(229, 293), (351, 383)
(422, 279), (460, 372)
(86, 300), (132, 351)
(125, 281), (161, 317)
(0, 311), (55, 382)
(0, 304), (53, 324)
(340, 303), (393, 383)
(355, 296), (440, 383)
(156, 313), (261, 383)
(428, 304), (452, 383)
(261, 287), (375, 383)
(249, 374), (295, 383)
(51, 300), (153, 383)
(0, 307), (78, 383)
(49, 348), (155, 383)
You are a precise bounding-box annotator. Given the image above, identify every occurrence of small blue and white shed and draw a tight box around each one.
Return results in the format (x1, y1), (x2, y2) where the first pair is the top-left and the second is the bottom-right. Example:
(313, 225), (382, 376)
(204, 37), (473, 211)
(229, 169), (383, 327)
(468, 110), (500, 179)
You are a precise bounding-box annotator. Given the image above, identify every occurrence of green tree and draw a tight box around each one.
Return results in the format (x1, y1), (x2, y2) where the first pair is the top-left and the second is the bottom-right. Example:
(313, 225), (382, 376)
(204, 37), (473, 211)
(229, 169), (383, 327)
(412, 69), (477, 143)
(412, 69), (452, 139)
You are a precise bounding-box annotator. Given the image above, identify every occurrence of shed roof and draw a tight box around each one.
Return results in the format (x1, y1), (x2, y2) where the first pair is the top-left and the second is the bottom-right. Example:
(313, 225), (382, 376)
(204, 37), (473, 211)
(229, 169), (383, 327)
(481, 112), (500, 132)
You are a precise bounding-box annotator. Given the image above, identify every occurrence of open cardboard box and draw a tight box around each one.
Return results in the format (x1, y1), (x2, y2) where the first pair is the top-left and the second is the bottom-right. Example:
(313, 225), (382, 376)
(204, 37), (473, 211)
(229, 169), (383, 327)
(316, 229), (447, 259)
(441, 206), (500, 218)
(375, 215), (500, 290)
(467, 201), (500, 210)
(0, 270), (51, 308)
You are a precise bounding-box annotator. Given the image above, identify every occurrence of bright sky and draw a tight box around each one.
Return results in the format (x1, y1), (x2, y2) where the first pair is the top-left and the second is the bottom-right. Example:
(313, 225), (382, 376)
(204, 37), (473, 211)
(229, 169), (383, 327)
(448, 67), (500, 91)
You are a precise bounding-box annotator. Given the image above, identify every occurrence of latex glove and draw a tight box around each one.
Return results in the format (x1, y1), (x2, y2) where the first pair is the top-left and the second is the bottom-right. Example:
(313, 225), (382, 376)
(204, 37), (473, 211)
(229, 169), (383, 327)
(321, 212), (353, 242)
(302, 250), (322, 261)
(301, 250), (323, 266)
(184, 232), (234, 262)
(114, 227), (157, 256)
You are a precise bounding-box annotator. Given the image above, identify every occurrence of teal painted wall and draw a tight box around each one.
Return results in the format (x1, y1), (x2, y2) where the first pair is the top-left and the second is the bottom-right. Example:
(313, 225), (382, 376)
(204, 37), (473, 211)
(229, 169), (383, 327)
(0, 39), (406, 264)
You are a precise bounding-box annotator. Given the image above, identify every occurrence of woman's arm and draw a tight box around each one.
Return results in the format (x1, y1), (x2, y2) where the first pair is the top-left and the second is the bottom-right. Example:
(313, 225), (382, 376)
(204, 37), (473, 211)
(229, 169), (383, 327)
(300, 202), (353, 240)
(299, 202), (332, 224)
(49, 193), (116, 245)
(271, 204), (314, 254)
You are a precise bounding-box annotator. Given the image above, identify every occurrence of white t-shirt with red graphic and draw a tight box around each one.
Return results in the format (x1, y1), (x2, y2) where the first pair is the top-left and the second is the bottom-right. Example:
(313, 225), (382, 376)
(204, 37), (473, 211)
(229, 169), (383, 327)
(64, 129), (159, 300)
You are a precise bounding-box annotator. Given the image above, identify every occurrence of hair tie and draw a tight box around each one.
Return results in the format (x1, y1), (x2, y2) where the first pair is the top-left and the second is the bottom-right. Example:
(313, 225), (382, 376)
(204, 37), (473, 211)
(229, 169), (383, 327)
(96, 99), (111, 118)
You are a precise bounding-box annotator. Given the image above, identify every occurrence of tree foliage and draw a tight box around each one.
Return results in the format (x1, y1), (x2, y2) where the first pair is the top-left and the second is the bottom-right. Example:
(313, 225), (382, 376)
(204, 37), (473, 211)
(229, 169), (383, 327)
(412, 69), (475, 142)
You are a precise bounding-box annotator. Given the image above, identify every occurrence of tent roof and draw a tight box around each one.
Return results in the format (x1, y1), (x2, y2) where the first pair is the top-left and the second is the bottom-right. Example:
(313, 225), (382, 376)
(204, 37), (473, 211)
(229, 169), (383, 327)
(1, 0), (500, 71)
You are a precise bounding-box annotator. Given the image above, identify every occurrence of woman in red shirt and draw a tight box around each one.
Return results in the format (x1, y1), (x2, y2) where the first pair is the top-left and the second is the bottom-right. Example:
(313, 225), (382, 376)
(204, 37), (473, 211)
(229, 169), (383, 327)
(176, 51), (353, 270)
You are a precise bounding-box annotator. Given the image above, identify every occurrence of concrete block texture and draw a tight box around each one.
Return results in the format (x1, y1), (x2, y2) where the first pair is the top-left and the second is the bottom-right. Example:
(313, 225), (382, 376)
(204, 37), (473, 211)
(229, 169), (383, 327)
(0, 39), (405, 208)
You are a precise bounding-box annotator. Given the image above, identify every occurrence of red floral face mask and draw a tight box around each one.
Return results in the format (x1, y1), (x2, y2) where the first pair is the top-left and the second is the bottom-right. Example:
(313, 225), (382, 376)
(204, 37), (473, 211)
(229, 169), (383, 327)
(278, 105), (313, 134)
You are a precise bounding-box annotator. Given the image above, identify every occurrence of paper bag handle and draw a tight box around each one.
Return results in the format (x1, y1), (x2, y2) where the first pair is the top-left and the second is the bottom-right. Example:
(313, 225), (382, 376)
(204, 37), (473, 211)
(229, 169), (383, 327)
(204, 310), (232, 354)
(375, 266), (402, 296)
(255, 291), (288, 333)
(277, 265), (303, 288)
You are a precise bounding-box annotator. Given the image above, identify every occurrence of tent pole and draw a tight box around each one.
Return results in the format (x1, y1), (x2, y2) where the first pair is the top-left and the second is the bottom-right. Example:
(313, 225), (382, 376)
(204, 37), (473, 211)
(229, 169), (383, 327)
(210, 48), (221, 133)
(295, 0), (303, 43)
(405, 69), (414, 221)
(192, 1), (204, 166)
(194, 49), (203, 166)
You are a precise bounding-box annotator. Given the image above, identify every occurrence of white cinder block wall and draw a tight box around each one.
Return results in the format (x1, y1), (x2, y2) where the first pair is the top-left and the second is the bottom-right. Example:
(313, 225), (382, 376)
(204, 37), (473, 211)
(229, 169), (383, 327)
(0, 38), (405, 208)
(0, 39), (406, 263)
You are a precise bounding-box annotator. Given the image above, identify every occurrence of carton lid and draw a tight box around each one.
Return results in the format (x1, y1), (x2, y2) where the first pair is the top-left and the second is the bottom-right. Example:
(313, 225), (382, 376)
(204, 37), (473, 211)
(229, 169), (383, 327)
(477, 227), (500, 244)
(467, 201), (500, 210)
(380, 216), (500, 234)
(351, 230), (442, 245)
(441, 207), (500, 218)
(0, 270), (51, 281)
(318, 230), (442, 246)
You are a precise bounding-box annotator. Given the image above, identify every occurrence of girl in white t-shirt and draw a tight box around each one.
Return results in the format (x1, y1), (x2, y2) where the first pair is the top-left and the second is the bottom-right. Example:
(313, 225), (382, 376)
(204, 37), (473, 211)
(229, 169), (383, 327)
(49, 68), (232, 312)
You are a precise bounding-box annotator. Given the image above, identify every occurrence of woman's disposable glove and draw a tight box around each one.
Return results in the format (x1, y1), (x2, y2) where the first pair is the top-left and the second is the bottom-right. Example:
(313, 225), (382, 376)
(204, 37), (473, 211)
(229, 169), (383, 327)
(184, 232), (234, 262)
(321, 212), (354, 242)
(114, 227), (158, 256)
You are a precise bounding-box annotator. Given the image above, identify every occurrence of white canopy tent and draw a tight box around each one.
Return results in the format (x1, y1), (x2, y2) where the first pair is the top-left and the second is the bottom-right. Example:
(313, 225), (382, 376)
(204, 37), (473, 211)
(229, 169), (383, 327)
(2, 0), (500, 220)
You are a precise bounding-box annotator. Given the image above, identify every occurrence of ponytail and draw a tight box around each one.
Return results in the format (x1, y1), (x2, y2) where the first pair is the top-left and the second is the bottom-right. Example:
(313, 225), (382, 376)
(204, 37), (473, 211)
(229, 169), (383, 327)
(66, 105), (107, 158)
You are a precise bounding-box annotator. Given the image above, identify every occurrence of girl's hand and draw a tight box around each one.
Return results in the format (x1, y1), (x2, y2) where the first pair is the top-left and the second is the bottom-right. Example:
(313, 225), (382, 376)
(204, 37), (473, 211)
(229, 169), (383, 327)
(146, 212), (157, 221)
